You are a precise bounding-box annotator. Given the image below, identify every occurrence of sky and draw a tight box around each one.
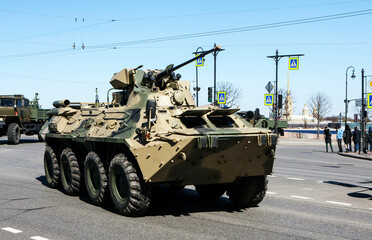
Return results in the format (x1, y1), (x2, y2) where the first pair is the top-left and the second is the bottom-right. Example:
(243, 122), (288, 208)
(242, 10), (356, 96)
(1, 0), (372, 118)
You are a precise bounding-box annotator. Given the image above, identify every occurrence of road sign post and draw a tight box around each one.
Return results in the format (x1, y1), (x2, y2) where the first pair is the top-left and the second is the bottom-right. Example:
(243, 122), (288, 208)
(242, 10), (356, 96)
(264, 94), (274, 106)
(217, 92), (226, 104)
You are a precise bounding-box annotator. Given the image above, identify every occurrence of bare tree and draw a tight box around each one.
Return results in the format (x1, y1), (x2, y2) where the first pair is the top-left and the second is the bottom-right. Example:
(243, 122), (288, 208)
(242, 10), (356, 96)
(217, 81), (242, 108)
(308, 92), (332, 139)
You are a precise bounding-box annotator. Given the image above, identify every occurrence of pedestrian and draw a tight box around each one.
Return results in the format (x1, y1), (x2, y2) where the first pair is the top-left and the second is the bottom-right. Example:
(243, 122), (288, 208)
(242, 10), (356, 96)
(352, 126), (361, 153)
(323, 126), (333, 152)
(368, 126), (372, 152)
(336, 125), (343, 152)
(343, 124), (352, 153)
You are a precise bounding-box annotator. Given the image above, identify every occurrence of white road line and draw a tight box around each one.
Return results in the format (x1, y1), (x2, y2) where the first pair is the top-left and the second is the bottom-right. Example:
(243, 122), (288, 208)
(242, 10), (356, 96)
(369, 208), (372, 210)
(325, 201), (351, 206)
(1, 227), (22, 234)
(31, 236), (50, 240)
(290, 195), (312, 200)
(268, 175), (277, 178)
(317, 180), (324, 183)
(31, 237), (50, 240)
(266, 191), (278, 195)
(286, 177), (305, 181)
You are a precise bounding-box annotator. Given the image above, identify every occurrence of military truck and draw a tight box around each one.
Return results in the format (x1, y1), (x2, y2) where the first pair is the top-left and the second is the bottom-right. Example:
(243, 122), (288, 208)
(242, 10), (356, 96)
(42, 45), (278, 216)
(0, 93), (49, 144)
(238, 109), (288, 136)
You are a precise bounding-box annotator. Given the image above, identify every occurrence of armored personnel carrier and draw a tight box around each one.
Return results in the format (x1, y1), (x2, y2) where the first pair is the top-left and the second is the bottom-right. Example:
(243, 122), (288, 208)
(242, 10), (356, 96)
(42, 45), (278, 216)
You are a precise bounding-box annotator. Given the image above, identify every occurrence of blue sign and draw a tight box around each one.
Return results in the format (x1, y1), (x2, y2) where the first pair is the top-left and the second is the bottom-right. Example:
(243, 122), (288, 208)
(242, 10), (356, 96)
(368, 93), (372, 109)
(264, 94), (273, 106)
(195, 55), (204, 67)
(289, 57), (299, 70)
(217, 92), (226, 104)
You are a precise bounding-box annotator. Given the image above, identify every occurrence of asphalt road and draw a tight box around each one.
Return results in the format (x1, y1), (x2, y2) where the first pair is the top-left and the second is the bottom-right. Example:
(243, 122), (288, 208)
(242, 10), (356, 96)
(0, 136), (371, 240)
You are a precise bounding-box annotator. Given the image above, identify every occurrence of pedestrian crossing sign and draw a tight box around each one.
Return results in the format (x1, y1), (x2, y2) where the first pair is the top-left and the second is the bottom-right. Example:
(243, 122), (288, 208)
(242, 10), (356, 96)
(217, 92), (226, 104)
(264, 94), (274, 106)
(195, 54), (204, 67)
(289, 57), (299, 70)
(368, 93), (372, 109)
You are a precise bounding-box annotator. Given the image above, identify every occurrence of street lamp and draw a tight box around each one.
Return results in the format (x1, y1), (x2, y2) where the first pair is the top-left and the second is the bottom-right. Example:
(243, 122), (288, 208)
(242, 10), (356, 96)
(345, 66), (356, 127)
(192, 47), (204, 107)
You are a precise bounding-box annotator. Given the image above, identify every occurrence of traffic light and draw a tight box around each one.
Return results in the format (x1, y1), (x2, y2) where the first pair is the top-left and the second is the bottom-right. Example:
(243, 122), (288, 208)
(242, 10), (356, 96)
(208, 87), (212, 102)
(278, 94), (283, 109)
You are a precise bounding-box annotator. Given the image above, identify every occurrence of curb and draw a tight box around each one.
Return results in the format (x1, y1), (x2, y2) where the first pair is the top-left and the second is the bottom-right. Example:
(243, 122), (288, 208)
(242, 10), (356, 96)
(337, 152), (372, 161)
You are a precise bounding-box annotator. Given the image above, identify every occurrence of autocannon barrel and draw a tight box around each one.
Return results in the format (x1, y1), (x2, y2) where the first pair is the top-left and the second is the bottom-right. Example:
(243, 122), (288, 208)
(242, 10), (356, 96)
(53, 99), (70, 108)
(156, 45), (221, 80)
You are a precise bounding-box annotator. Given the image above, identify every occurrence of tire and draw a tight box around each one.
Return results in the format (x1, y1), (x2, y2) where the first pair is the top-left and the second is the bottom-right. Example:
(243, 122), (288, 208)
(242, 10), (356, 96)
(195, 184), (226, 199)
(227, 176), (268, 207)
(44, 146), (60, 188)
(84, 152), (108, 205)
(109, 153), (151, 216)
(60, 148), (81, 195)
(7, 123), (21, 144)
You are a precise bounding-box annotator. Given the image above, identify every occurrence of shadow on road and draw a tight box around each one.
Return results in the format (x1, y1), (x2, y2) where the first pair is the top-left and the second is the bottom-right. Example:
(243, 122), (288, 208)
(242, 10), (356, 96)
(324, 180), (372, 200)
(35, 175), (250, 217)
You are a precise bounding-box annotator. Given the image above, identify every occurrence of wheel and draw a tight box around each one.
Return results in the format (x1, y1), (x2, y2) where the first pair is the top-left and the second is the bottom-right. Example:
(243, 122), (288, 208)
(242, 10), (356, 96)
(44, 146), (60, 188)
(195, 184), (226, 199)
(7, 123), (21, 144)
(109, 153), (151, 216)
(60, 148), (81, 195)
(227, 176), (268, 207)
(84, 151), (108, 205)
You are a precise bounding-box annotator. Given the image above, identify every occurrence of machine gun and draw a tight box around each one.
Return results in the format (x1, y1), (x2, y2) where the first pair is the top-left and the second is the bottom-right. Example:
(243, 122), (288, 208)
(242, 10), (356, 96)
(150, 45), (221, 88)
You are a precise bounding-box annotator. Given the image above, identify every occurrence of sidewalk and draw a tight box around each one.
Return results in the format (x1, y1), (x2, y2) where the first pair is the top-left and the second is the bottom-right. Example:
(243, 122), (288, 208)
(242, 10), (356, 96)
(337, 151), (372, 161)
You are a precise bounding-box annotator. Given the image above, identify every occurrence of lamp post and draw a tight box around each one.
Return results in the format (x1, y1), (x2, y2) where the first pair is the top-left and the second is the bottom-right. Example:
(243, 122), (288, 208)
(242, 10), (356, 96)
(345, 66), (356, 127)
(192, 47), (204, 107)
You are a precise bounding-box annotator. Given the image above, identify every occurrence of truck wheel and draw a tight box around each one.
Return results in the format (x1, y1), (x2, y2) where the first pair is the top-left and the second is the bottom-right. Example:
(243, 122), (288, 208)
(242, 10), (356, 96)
(44, 146), (60, 188)
(7, 123), (21, 144)
(109, 153), (151, 216)
(84, 152), (108, 205)
(227, 176), (268, 207)
(195, 184), (226, 199)
(60, 148), (81, 195)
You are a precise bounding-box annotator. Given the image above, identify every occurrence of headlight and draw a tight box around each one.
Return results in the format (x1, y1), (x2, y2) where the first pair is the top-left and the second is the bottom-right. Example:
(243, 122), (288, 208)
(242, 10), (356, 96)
(0, 117), (3, 122)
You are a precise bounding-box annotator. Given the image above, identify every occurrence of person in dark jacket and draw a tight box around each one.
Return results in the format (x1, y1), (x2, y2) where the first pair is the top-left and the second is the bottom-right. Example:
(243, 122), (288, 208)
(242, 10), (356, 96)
(352, 126), (361, 153)
(368, 126), (372, 152)
(324, 126), (333, 152)
(343, 124), (352, 153)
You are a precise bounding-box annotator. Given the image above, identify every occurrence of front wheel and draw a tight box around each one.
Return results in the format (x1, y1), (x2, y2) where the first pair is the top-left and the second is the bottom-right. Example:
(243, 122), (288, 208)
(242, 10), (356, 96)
(109, 153), (151, 216)
(7, 123), (20, 144)
(227, 176), (268, 207)
(44, 146), (60, 188)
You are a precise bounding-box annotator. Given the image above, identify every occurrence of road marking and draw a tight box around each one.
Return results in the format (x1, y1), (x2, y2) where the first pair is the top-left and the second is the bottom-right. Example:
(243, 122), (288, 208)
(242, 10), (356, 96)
(325, 201), (351, 206)
(286, 177), (305, 181)
(268, 175), (277, 178)
(1, 227), (22, 234)
(266, 191), (277, 195)
(317, 180), (324, 183)
(31, 236), (50, 240)
(290, 195), (312, 200)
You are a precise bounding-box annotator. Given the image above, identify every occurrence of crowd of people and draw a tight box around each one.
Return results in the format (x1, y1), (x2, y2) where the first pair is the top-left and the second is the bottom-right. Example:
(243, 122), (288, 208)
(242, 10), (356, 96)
(323, 125), (372, 154)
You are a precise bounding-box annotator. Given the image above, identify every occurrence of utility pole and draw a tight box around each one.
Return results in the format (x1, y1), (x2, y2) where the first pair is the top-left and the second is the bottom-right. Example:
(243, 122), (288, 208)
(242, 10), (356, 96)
(267, 50), (304, 133)
(212, 43), (225, 105)
(192, 47), (204, 107)
(361, 68), (366, 153)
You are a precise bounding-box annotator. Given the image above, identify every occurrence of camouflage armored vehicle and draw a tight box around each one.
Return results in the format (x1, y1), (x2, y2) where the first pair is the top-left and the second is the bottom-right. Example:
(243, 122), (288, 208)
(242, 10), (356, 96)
(0, 93), (49, 144)
(42, 45), (278, 216)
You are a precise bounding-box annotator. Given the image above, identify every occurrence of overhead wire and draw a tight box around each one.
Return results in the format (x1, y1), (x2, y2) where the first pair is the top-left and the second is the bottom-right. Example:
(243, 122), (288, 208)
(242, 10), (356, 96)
(0, 8), (371, 60)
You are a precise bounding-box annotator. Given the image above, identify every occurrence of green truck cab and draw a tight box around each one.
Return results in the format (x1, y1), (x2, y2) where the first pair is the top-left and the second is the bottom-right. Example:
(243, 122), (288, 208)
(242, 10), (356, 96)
(0, 93), (49, 144)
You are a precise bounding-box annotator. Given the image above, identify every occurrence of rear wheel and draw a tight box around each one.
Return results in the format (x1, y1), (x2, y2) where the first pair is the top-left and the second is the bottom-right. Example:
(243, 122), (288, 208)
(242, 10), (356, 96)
(60, 148), (81, 195)
(44, 146), (60, 188)
(109, 153), (151, 216)
(7, 123), (20, 144)
(227, 176), (267, 207)
(84, 152), (108, 205)
(195, 184), (226, 199)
